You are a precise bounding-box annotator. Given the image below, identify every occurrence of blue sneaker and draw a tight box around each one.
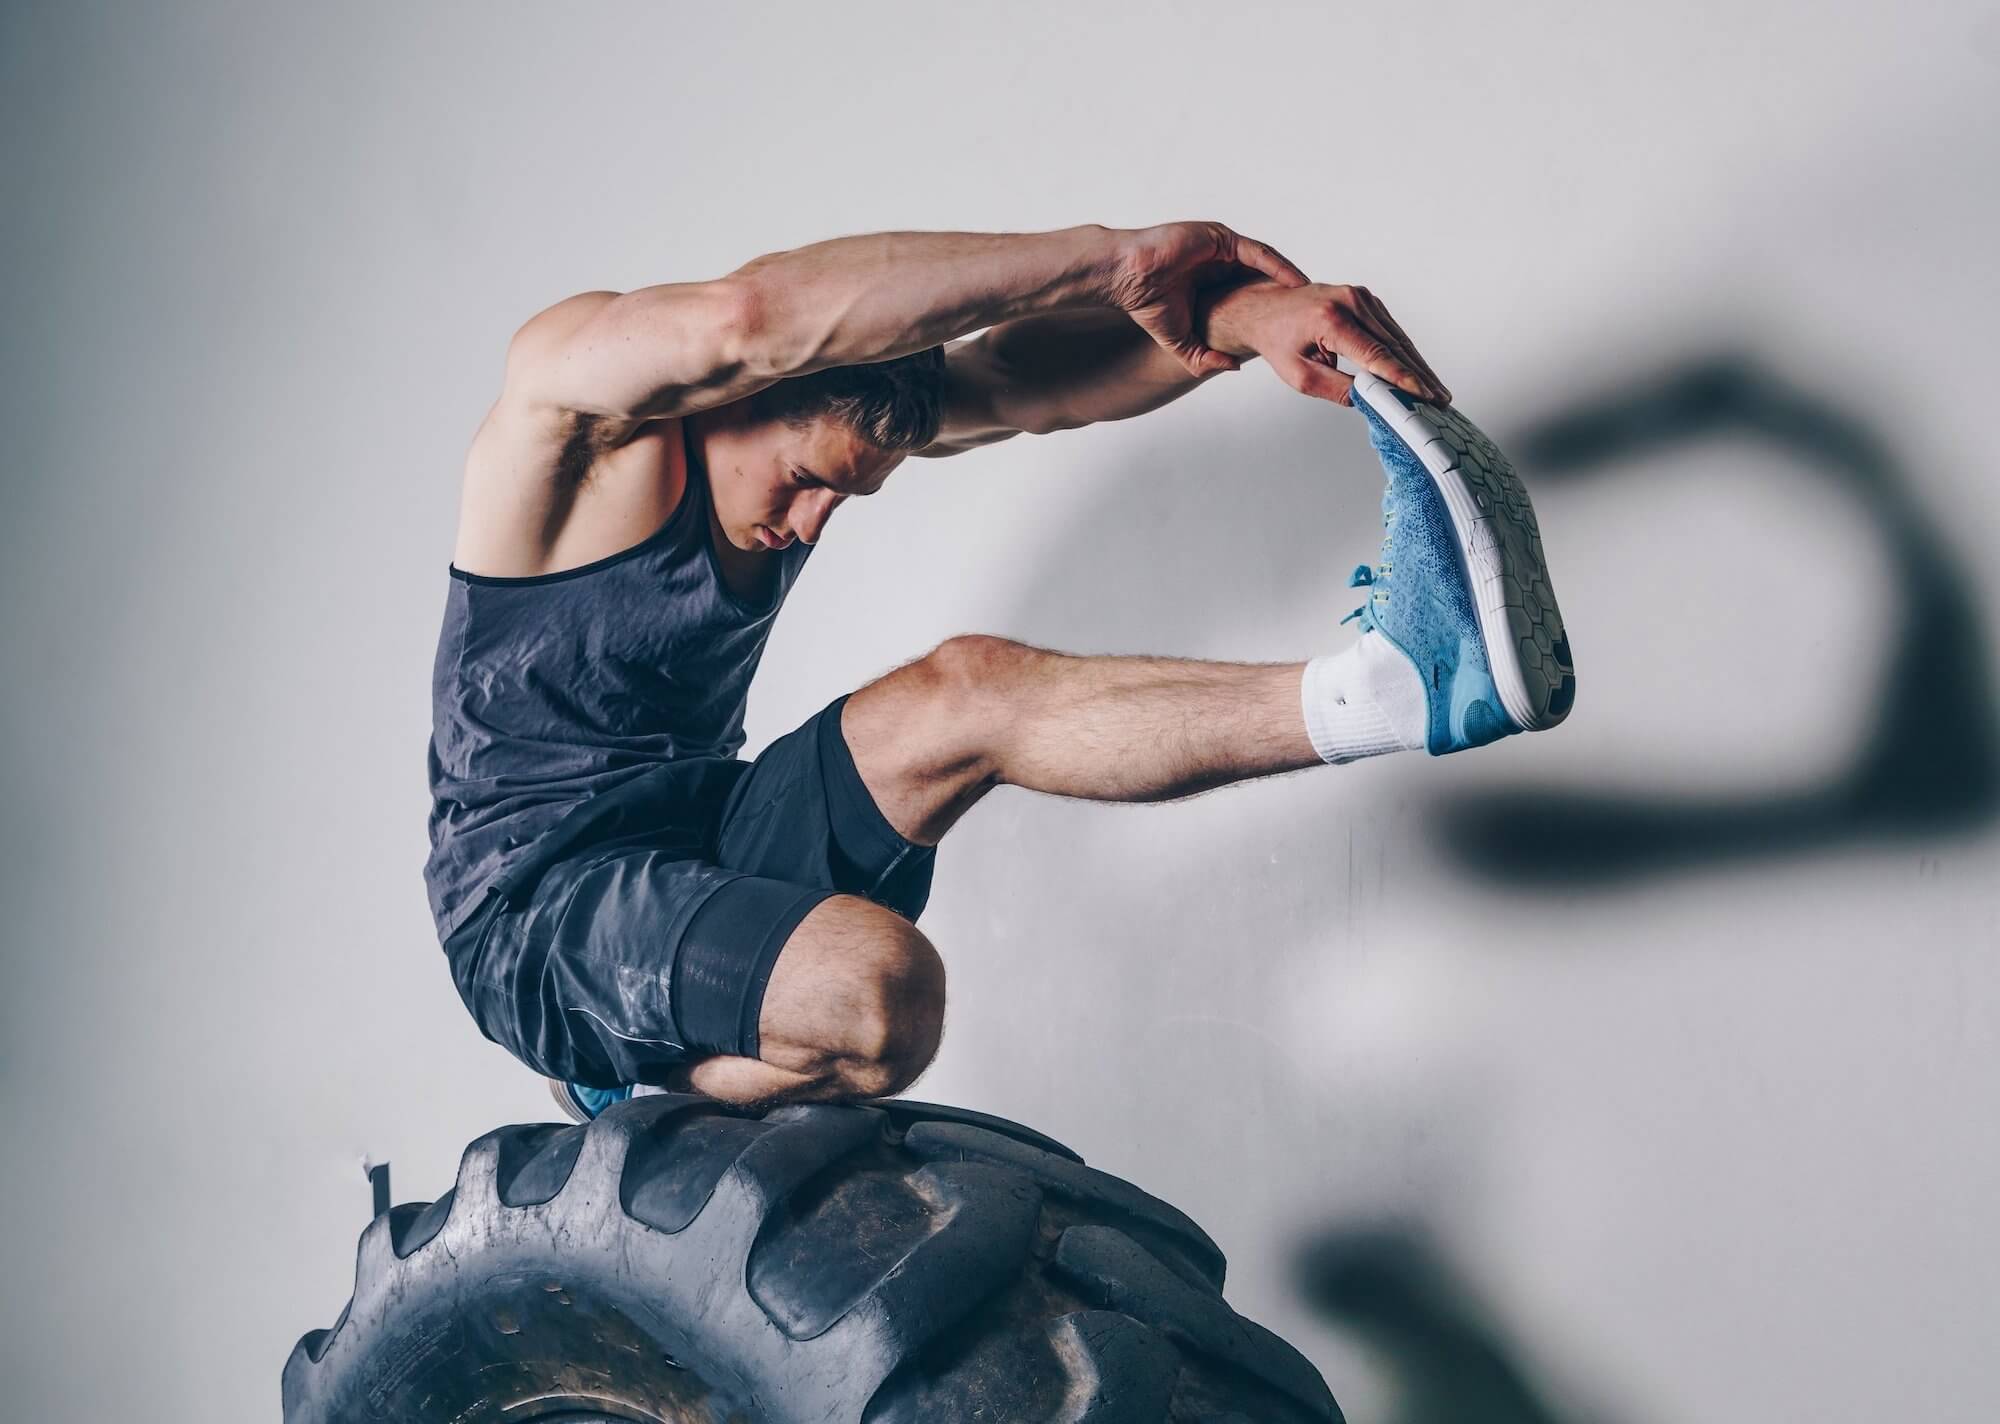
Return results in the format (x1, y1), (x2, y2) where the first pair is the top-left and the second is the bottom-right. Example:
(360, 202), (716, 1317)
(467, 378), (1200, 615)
(548, 1077), (633, 1123)
(1342, 370), (1575, 754)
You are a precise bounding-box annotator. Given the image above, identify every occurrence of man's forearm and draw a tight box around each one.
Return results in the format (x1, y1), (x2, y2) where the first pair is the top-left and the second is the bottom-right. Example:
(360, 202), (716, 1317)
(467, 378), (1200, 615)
(727, 225), (1122, 380)
(976, 272), (1272, 434)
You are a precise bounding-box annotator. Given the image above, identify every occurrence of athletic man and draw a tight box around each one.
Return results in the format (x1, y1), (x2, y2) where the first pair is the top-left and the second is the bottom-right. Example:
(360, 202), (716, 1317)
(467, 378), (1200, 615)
(423, 221), (1576, 1121)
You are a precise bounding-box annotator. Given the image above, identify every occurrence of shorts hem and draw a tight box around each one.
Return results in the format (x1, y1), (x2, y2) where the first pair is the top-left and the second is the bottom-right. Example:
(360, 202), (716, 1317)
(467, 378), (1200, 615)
(821, 692), (930, 863)
(739, 885), (837, 1059)
(673, 877), (836, 1060)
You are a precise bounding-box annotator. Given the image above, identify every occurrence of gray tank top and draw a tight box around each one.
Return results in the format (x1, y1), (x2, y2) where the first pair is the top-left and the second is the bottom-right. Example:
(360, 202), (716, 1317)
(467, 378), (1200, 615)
(423, 421), (814, 941)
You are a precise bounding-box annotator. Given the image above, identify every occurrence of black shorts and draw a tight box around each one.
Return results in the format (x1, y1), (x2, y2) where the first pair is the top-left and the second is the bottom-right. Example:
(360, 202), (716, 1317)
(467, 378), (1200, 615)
(440, 692), (936, 1087)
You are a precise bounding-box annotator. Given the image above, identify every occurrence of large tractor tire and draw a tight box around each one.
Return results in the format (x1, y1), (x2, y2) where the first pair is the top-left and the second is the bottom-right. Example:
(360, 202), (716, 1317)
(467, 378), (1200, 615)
(284, 1093), (1342, 1423)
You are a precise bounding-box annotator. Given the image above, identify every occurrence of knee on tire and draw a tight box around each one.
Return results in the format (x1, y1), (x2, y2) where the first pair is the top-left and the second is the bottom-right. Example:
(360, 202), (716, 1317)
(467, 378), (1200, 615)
(817, 899), (947, 1099)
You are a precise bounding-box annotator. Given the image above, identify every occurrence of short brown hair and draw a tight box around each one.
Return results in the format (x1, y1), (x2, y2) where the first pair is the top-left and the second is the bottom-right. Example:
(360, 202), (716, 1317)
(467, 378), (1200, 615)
(747, 345), (948, 452)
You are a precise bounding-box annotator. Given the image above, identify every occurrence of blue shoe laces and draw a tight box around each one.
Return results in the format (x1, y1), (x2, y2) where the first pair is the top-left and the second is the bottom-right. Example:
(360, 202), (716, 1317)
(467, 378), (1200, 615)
(1339, 498), (1398, 634)
(1340, 563), (1389, 633)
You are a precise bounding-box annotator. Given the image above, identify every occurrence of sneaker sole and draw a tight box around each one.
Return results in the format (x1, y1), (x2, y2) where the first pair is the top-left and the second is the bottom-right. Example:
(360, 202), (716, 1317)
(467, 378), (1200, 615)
(546, 1076), (591, 1124)
(1350, 370), (1575, 731)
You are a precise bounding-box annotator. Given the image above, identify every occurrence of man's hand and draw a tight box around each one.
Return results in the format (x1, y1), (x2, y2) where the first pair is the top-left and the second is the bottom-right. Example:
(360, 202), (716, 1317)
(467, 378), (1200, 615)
(1209, 279), (1452, 407)
(1108, 222), (1312, 378)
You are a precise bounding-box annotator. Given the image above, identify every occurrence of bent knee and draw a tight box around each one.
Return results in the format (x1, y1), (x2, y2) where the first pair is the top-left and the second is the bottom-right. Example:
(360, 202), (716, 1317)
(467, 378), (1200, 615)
(925, 633), (1037, 700)
(835, 910), (947, 1098)
(762, 895), (948, 1099)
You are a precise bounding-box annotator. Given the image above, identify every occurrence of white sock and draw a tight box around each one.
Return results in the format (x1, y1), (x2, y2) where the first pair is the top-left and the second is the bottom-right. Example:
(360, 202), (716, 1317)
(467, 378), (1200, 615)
(1300, 632), (1429, 764)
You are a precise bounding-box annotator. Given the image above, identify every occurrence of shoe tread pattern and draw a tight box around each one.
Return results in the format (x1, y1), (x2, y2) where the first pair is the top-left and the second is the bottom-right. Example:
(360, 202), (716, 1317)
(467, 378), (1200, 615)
(1421, 403), (1574, 727)
(1353, 373), (1574, 730)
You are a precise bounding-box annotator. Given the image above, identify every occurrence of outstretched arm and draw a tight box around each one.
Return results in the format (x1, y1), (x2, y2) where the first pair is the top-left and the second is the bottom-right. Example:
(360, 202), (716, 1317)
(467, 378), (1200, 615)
(913, 275), (1452, 457)
(928, 275), (1264, 445)
(504, 227), (1118, 424)
(507, 222), (1303, 426)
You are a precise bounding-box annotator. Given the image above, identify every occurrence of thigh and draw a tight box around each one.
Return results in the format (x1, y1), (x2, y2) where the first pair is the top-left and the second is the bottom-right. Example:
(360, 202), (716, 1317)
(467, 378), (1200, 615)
(712, 691), (937, 925)
(445, 842), (786, 1087)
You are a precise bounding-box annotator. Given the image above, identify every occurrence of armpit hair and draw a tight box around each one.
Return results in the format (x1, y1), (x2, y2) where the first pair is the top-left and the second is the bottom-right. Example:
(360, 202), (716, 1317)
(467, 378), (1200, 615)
(553, 410), (617, 490)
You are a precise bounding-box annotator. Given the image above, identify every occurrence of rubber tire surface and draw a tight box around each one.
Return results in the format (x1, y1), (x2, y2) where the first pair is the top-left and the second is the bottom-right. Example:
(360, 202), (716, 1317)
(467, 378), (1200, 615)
(284, 1094), (1342, 1423)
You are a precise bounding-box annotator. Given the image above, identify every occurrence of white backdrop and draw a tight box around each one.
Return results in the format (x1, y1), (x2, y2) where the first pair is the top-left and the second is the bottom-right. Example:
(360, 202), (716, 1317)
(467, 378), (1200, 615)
(3, 3), (1997, 1420)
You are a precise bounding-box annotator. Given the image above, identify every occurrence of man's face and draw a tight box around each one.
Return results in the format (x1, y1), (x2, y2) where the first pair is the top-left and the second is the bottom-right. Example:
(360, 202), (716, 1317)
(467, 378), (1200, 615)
(694, 406), (904, 552)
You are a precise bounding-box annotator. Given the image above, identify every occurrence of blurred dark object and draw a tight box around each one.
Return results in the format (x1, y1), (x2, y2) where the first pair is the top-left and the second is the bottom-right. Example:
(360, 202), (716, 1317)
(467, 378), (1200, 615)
(1300, 1228), (1595, 1424)
(1438, 354), (1999, 887)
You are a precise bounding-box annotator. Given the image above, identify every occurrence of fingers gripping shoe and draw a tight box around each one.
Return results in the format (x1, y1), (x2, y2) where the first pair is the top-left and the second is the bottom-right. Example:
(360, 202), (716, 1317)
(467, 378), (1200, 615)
(1343, 370), (1576, 754)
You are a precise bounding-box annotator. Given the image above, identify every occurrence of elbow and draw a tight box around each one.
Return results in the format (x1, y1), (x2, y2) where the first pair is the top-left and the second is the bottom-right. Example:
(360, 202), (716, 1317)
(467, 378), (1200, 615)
(969, 347), (1071, 438)
(1017, 404), (1084, 437)
(714, 275), (791, 382)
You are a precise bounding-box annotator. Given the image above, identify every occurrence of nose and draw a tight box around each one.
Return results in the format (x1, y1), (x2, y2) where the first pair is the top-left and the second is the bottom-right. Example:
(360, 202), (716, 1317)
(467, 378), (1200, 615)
(793, 490), (843, 545)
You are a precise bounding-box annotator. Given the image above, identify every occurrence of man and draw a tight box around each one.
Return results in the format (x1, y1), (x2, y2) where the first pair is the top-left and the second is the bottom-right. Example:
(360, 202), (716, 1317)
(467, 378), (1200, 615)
(424, 221), (1575, 1121)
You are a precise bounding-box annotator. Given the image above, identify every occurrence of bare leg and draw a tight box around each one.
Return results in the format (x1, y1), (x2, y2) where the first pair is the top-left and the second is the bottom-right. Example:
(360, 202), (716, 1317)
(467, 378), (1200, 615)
(663, 637), (1320, 1109)
(660, 894), (946, 1110)
(841, 634), (1324, 846)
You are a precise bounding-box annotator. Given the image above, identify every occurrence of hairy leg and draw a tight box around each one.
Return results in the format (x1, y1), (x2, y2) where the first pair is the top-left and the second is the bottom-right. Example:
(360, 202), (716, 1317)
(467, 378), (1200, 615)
(664, 637), (1319, 1108)
(841, 634), (1325, 845)
(663, 893), (945, 1109)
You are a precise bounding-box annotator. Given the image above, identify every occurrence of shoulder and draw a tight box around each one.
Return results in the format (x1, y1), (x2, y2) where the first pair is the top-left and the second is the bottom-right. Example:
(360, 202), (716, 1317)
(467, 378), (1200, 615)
(452, 401), (689, 578)
(504, 290), (622, 373)
(467, 292), (641, 485)
(452, 292), (701, 578)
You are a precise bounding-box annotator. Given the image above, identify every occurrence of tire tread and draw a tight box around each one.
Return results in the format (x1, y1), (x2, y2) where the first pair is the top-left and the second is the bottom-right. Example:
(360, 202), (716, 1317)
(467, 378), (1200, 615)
(283, 1095), (1339, 1423)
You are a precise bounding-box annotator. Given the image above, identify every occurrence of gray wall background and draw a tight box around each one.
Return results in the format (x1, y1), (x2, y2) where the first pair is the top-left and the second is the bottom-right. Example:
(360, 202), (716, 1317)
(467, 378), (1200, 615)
(4, 2), (1996, 1419)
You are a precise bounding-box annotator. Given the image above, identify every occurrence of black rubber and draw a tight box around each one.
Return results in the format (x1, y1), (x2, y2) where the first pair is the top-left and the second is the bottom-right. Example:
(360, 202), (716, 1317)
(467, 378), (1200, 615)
(283, 1095), (1343, 1423)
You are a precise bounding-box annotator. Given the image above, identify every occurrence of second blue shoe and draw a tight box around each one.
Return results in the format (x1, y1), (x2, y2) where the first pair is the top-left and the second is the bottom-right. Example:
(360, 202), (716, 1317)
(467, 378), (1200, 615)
(1343, 370), (1575, 754)
(548, 1077), (633, 1123)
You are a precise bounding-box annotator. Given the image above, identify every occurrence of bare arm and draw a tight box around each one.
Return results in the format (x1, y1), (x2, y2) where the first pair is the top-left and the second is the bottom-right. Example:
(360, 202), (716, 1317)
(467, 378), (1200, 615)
(504, 221), (1307, 427)
(984, 274), (1268, 434)
(915, 275), (1452, 455)
(503, 226), (1124, 425)
(912, 274), (1273, 453)
(730, 224), (1125, 378)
